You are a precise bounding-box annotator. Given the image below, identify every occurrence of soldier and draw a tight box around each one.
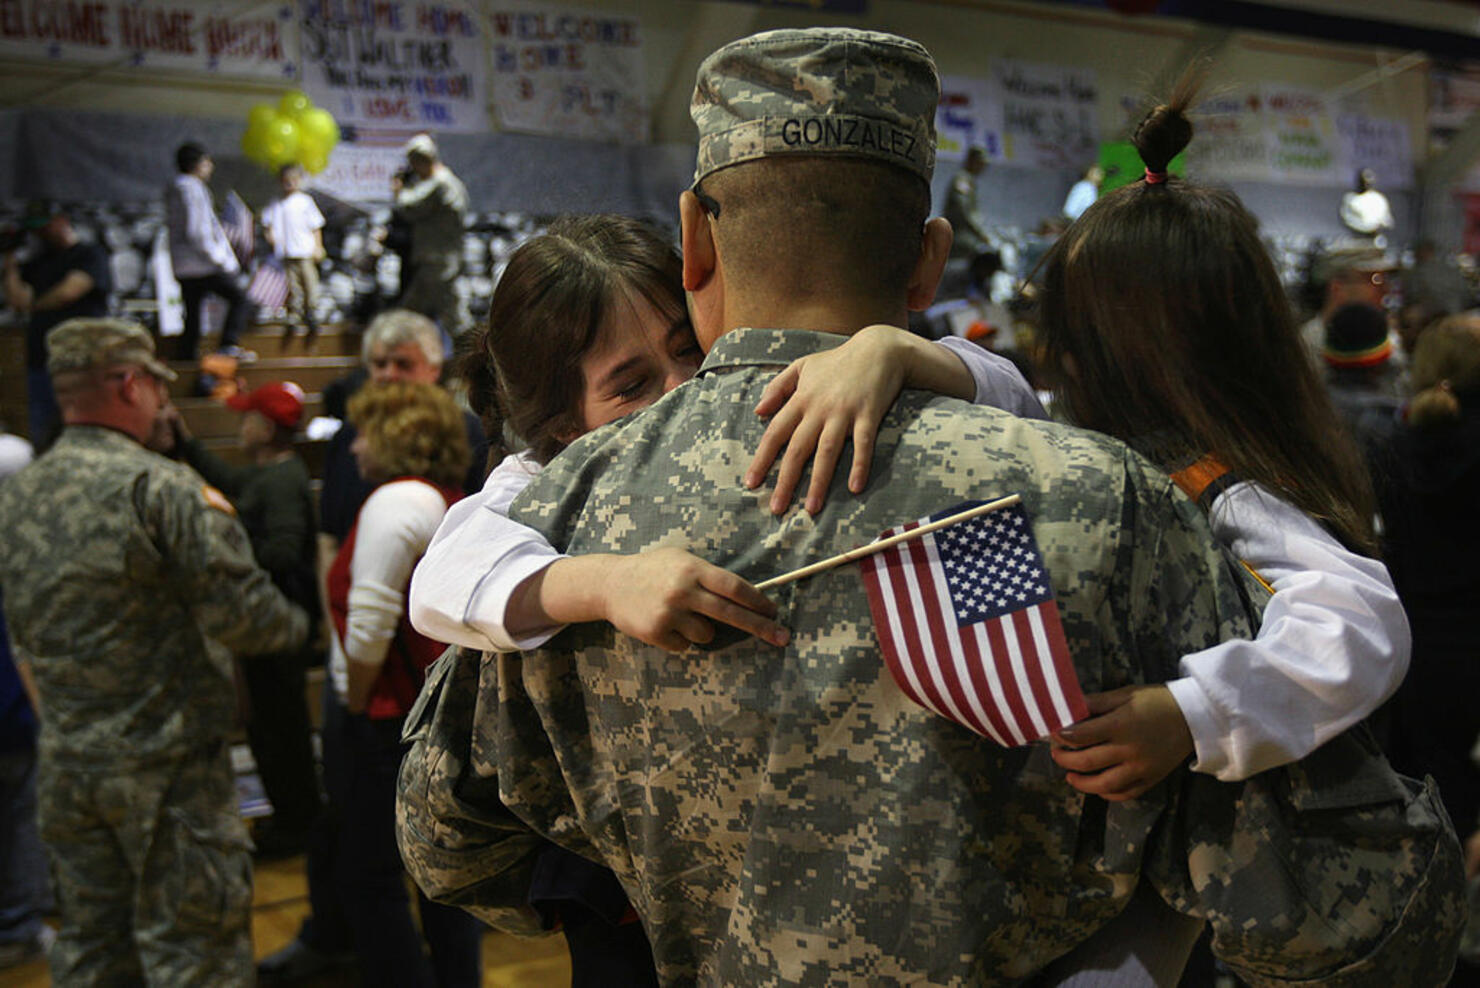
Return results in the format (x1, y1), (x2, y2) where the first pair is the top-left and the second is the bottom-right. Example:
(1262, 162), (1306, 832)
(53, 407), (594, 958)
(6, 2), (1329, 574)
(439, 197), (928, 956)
(0, 318), (309, 984)
(391, 134), (470, 335)
(398, 28), (1263, 984)
(943, 143), (992, 261)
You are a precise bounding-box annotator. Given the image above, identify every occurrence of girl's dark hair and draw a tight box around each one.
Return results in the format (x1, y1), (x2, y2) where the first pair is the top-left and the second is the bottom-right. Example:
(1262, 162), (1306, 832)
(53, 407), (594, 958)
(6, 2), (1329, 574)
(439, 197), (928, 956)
(1037, 66), (1377, 553)
(458, 214), (684, 468)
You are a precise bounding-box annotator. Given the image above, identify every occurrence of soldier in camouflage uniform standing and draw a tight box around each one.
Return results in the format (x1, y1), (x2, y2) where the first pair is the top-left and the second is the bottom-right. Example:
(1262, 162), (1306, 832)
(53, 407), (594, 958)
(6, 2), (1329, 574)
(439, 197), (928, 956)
(397, 29), (1263, 985)
(0, 318), (310, 985)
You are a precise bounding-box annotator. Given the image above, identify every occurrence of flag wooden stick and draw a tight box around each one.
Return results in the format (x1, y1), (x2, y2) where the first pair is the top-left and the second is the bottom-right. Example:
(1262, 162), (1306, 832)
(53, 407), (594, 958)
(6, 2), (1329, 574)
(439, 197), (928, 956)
(755, 494), (1023, 592)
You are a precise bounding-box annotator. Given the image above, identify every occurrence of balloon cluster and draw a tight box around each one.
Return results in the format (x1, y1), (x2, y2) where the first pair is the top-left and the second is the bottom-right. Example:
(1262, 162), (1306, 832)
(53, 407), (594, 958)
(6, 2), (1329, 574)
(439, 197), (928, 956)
(241, 91), (341, 174)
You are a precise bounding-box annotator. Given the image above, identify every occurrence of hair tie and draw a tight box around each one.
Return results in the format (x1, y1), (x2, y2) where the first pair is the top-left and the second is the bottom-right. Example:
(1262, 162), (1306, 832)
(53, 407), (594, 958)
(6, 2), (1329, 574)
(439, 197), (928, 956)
(1144, 168), (1168, 185)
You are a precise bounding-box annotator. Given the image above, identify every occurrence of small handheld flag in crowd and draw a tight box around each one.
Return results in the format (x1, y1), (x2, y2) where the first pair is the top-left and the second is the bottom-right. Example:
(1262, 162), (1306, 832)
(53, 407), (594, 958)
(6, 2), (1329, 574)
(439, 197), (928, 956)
(757, 496), (1087, 746)
(247, 256), (290, 312)
(220, 190), (254, 267)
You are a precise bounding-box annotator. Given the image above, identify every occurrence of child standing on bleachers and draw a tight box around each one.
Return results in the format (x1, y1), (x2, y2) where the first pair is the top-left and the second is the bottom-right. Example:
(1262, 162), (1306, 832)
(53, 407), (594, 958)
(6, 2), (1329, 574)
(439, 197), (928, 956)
(261, 164), (325, 343)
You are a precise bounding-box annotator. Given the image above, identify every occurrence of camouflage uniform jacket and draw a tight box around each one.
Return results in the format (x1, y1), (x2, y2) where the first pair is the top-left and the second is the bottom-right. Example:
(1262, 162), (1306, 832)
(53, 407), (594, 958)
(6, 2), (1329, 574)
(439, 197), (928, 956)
(0, 426), (307, 767)
(944, 169), (990, 257)
(394, 166), (468, 265)
(406, 329), (1259, 986)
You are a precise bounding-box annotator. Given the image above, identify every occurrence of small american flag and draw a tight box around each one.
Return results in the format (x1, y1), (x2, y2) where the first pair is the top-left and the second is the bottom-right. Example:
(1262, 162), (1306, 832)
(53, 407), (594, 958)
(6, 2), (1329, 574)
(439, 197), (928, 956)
(247, 256), (289, 311)
(859, 499), (1088, 746)
(221, 190), (255, 266)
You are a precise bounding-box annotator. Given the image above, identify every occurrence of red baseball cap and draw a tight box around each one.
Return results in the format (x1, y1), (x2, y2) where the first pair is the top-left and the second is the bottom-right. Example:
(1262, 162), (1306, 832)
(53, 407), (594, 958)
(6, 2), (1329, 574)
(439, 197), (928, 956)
(227, 381), (305, 429)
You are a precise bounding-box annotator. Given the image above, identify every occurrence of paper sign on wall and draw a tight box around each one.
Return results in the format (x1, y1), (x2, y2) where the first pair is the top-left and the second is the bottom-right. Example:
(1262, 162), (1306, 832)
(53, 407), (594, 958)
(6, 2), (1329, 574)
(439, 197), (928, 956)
(0, 0), (295, 79)
(937, 75), (1005, 163)
(995, 60), (1098, 170)
(299, 0), (488, 133)
(1264, 86), (1340, 186)
(1183, 92), (1268, 182)
(488, 4), (647, 145)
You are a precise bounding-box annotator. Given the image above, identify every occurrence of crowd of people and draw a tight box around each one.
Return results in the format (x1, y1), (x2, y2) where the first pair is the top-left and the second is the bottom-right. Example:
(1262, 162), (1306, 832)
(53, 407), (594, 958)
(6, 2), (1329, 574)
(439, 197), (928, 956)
(1, 22), (1479, 988)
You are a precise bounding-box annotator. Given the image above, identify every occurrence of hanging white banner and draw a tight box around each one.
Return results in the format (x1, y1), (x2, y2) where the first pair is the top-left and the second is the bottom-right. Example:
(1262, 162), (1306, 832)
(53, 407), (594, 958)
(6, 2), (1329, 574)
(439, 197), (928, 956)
(487, 4), (647, 145)
(0, 0), (295, 79)
(299, 0), (489, 134)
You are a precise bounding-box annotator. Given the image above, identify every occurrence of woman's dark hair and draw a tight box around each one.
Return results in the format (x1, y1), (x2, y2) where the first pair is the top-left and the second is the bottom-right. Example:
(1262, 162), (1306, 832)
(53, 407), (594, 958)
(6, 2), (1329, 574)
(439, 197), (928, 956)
(1036, 67), (1377, 553)
(458, 214), (684, 468)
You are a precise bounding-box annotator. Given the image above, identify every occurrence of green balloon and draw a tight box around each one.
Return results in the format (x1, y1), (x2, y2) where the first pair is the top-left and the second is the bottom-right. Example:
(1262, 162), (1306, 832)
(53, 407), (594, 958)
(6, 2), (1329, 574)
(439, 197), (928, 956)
(278, 89), (312, 120)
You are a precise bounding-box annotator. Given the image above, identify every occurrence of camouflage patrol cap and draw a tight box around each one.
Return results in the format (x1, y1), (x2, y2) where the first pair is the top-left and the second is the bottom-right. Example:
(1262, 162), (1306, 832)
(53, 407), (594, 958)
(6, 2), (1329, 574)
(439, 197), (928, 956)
(46, 318), (177, 381)
(690, 28), (939, 187)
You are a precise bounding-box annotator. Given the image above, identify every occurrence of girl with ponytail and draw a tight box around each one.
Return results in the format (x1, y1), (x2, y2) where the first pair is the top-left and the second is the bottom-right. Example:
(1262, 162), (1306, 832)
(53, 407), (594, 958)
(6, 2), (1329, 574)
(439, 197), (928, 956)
(1034, 70), (1409, 800)
(1025, 67), (1416, 986)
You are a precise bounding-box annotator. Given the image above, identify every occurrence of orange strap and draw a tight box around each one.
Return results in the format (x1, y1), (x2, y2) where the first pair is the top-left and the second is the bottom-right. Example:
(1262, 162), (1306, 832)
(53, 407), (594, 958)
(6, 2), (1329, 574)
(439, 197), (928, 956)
(1169, 454), (1275, 597)
(1169, 454), (1231, 503)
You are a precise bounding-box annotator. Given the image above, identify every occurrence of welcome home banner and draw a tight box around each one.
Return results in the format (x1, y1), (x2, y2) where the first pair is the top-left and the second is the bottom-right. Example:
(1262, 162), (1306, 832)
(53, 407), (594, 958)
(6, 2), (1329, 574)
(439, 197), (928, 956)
(0, 0), (295, 78)
(299, 0), (488, 133)
(487, 3), (647, 145)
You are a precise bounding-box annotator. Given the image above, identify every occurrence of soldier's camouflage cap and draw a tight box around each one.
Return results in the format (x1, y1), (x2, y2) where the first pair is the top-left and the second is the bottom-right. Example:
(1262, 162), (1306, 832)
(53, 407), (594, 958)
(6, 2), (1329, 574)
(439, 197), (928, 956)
(690, 28), (939, 187)
(47, 318), (177, 381)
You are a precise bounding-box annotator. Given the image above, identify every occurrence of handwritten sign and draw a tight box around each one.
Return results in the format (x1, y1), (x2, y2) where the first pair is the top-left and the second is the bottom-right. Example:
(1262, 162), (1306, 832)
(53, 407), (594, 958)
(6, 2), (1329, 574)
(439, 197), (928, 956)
(0, 0), (294, 78)
(1430, 62), (1480, 191)
(994, 60), (1098, 170)
(488, 4), (646, 145)
(1264, 86), (1339, 185)
(1183, 91), (1268, 181)
(1337, 114), (1412, 190)
(299, 0), (488, 133)
(936, 75), (1005, 163)
(311, 143), (407, 204)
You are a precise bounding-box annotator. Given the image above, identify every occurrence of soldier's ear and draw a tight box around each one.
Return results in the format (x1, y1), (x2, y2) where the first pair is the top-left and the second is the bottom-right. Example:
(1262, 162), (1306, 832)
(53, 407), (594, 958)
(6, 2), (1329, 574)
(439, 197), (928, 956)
(680, 190), (716, 293)
(906, 218), (952, 312)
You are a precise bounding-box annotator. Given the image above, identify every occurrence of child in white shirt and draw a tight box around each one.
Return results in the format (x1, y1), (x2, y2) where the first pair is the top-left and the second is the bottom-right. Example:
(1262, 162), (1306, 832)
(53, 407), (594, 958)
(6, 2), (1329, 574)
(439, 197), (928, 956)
(260, 164), (325, 341)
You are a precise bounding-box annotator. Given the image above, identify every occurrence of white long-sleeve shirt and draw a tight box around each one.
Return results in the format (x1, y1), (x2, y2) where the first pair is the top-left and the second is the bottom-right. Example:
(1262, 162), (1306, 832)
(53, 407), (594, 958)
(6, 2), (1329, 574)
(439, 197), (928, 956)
(165, 173), (239, 279)
(407, 339), (1408, 781)
(330, 478), (450, 701)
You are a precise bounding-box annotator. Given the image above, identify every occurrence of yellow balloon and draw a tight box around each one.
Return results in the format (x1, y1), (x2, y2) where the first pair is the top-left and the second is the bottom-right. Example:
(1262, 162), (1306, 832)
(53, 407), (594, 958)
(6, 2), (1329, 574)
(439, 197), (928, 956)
(278, 89), (312, 120)
(241, 128), (269, 165)
(263, 116), (301, 168)
(301, 144), (330, 174)
(300, 108), (340, 152)
(247, 103), (276, 133)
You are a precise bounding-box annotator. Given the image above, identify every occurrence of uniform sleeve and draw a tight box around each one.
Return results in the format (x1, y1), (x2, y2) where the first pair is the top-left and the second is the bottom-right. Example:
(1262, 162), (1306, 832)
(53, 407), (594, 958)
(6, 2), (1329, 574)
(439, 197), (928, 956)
(933, 337), (1048, 420)
(395, 176), (448, 221)
(1113, 453), (1261, 693)
(343, 481), (445, 669)
(395, 646), (547, 933)
(1164, 482), (1410, 781)
(153, 469), (307, 656)
(409, 453), (568, 653)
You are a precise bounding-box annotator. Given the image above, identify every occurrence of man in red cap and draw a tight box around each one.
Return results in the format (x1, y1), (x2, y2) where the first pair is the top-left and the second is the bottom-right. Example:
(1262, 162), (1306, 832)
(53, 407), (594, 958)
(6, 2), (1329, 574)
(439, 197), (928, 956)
(162, 381), (323, 856)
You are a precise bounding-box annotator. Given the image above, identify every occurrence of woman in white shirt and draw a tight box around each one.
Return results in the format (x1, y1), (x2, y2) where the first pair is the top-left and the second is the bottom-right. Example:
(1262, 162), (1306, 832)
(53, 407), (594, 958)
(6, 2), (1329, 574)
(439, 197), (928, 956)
(324, 380), (482, 988)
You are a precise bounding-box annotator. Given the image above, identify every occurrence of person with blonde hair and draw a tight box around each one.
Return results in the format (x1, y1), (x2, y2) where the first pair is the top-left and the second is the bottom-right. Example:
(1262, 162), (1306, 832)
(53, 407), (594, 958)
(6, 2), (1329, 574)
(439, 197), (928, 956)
(310, 380), (482, 987)
(1380, 315), (1480, 836)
